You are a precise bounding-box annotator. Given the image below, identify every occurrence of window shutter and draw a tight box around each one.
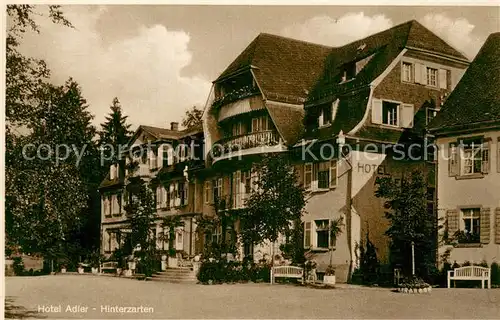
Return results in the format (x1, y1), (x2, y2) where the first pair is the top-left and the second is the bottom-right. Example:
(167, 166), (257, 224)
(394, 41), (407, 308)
(401, 104), (414, 128)
(480, 207), (491, 244)
(156, 187), (161, 208)
(495, 208), (500, 244)
(414, 63), (424, 84)
(311, 163), (318, 191)
(304, 222), (311, 248)
(371, 99), (383, 124)
(235, 170), (241, 208)
(439, 69), (448, 89)
(447, 209), (459, 237)
(110, 164), (116, 180)
(167, 148), (174, 166)
(304, 163), (312, 190)
(481, 141), (490, 174)
(448, 143), (459, 177)
(157, 145), (164, 168)
(330, 160), (337, 188)
(169, 184), (175, 208)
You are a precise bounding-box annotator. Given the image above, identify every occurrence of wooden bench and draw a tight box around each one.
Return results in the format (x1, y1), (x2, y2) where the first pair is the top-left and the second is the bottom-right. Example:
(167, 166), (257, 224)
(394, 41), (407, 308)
(100, 261), (118, 274)
(271, 266), (304, 285)
(448, 266), (491, 289)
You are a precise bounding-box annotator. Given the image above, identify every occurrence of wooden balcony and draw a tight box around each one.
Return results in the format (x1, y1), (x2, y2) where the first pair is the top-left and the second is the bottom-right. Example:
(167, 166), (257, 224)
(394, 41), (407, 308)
(212, 130), (281, 158)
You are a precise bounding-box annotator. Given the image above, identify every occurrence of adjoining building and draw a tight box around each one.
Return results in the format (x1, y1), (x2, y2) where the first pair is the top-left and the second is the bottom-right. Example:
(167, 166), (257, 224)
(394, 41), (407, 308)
(429, 33), (500, 265)
(99, 122), (206, 263)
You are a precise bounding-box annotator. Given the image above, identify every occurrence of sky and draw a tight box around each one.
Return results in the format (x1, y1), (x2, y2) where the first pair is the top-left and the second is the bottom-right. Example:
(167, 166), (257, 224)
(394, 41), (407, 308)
(17, 5), (499, 130)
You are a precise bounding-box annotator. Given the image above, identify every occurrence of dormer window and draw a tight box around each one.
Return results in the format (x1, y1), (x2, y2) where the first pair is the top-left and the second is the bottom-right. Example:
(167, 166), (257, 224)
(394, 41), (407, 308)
(341, 62), (356, 83)
(318, 104), (333, 127)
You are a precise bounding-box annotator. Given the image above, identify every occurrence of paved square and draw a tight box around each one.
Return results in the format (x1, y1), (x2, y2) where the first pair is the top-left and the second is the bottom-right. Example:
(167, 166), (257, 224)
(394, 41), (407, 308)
(5, 275), (500, 319)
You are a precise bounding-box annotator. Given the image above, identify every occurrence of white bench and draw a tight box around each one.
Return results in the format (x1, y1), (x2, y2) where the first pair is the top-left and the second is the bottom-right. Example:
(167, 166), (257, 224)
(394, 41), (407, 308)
(448, 266), (491, 289)
(271, 266), (304, 285)
(100, 261), (118, 274)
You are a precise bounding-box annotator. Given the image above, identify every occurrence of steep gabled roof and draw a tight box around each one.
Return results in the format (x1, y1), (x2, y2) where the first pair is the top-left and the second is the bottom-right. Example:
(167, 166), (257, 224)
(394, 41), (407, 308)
(140, 125), (182, 140)
(307, 20), (468, 104)
(216, 20), (467, 108)
(216, 33), (332, 104)
(429, 33), (500, 133)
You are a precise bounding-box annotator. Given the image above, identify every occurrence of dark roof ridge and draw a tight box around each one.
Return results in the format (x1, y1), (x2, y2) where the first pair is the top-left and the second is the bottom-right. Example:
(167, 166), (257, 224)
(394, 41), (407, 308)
(257, 32), (333, 49)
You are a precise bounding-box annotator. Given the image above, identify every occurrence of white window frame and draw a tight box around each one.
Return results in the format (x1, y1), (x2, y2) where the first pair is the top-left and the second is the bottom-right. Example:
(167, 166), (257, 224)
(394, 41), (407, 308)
(426, 108), (439, 125)
(382, 101), (399, 127)
(315, 219), (330, 249)
(460, 208), (481, 241)
(461, 142), (483, 175)
(304, 163), (313, 191)
(204, 181), (210, 204)
(318, 104), (333, 127)
(426, 67), (438, 87)
(402, 62), (413, 83)
(213, 178), (222, 203)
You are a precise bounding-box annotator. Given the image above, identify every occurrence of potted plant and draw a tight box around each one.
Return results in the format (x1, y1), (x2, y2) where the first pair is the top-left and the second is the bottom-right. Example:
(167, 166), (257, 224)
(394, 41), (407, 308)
(324, 216), (344, 286)
(112, 249), (126, 276)
(324, 265), (336, 285)
(60, 264), (67, 273)
(167, 248), (178, 268)
(77, 263), (85, 274)
(90, 251), (101, 274)
(127, 255), (136, 273)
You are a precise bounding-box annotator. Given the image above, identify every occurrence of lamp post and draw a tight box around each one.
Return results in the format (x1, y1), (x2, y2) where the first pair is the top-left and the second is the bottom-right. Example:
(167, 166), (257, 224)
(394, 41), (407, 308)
(411, 241), (415, 276)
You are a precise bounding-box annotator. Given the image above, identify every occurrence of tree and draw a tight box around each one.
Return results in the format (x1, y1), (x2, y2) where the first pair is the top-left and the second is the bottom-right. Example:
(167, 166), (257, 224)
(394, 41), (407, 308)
(6, 80), (98, 264)
(239, 154), (307, 248)
(6, 5), (72, 125)
(181, 106), (203, 129)
(375, 170), (436, 277)
(98, 97), (133, 164)
(124, 174), (157, 277)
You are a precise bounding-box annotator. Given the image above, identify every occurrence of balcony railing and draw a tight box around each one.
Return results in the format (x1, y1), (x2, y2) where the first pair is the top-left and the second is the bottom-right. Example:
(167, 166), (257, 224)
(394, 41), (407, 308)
(212, 130), (280, 158)
(212, 85), (260, 110)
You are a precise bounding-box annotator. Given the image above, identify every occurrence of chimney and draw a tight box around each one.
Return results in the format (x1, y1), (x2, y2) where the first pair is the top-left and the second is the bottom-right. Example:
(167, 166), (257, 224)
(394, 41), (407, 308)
(170, 122), (179, 131)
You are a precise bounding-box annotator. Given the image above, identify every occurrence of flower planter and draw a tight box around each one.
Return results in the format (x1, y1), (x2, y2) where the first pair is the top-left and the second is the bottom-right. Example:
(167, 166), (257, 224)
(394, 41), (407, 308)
(323, 275), (336, 285)
(91, 267), (99, 274)
(61, 268), (67, 274)
(168, 257), (178, 268)
(123, 269), (132, 277)
(116, 268), (123, 275)
(128, 261), (136, 271)
(77, 267), (84, 274)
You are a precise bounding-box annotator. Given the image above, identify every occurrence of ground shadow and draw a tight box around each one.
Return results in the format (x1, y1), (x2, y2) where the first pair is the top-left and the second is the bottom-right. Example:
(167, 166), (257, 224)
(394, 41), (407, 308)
(5, 297), (46, 319)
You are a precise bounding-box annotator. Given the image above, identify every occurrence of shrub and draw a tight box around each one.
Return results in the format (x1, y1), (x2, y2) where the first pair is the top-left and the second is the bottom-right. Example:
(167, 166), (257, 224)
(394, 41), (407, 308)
(491, 262), (500, 285)
(399, 276), (430, 289)
(198, 260), (271, 284)
(12, 257), (24, 276)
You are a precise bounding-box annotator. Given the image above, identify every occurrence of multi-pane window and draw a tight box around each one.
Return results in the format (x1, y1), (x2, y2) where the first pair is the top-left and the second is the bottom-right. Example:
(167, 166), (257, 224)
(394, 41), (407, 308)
(382, 101), (399, 126)
(427, 108), (439, 125)
(318, 104), (333, 127)
(402, 62), (413, 82)
(179, 181), (187, 206)
(461, 208), (481, 241)
(213, 178), (222, 202)
(204, 181), (210, 204)
(315, 220), (329, 248)
(251, 116), (272, 132)
(304, 161), (337, 191)
(462, 141), (483, 175)
(232, 122), (245, 136)
(426, 67), (438, 87)
(317, 162), (330, 189)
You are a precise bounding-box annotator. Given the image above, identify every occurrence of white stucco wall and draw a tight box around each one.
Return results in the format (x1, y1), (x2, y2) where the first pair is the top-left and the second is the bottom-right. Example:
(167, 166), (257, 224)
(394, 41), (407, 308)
(436, 130), (500, 264)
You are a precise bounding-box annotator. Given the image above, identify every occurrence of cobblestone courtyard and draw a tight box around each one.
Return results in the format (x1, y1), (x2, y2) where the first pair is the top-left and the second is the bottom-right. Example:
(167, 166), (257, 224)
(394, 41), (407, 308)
(5, 275), (500, 319)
